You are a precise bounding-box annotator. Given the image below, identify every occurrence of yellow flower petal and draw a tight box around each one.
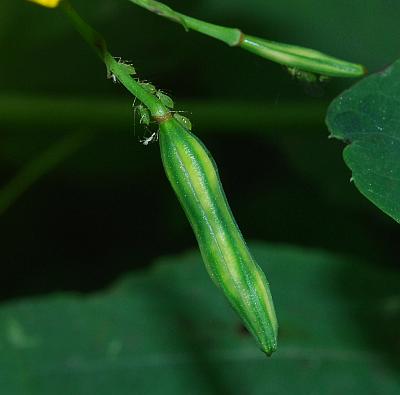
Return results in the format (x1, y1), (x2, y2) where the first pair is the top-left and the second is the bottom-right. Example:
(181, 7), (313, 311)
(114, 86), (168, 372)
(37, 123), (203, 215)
(28, 0), (61, 8)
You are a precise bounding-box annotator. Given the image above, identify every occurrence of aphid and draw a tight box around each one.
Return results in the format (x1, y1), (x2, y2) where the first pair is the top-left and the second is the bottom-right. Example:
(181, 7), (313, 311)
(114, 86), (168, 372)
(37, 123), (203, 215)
(287, 67), (331, 84)
(107, 58), (136, 83)
(115, 57), (136, 73)
(173, 113), (192, 130)
(136, 104), (151, 126)
(107, 70), (118, 83)
(119, 62), (136, 76)
(318, 75), (331, 83)
(140, 131), (158, 146)
(159, 117), (278, 355)
(140, 82), (157, 94)
(136, 82), (174, 109)
(156, 91), (174, 109)
(287, 67), (318, 83)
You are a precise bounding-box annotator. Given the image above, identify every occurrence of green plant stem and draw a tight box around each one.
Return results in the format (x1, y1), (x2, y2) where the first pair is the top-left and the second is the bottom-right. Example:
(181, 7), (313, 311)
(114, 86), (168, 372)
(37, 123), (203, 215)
(134, 0), (242, 46)
(128, 0), (366, 78)
(0, 130), (91, 215)
(60, 0), (169, 118)
(128, 0), (241, 45)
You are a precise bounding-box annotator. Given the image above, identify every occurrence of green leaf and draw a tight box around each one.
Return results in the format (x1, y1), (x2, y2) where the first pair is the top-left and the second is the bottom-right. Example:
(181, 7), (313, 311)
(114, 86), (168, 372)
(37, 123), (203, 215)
(1, 243), (399, 394)
(326, 59), (400, 223)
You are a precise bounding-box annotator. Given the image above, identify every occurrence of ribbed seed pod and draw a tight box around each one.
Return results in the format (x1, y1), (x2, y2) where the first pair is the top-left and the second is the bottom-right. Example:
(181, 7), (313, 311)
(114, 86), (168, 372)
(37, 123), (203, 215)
(159, 117), (278, 355)
(240, 35), (366, 78)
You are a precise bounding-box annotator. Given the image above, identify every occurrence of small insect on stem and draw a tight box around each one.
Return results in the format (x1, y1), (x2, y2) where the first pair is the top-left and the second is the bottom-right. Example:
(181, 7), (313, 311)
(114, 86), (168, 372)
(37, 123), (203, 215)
(136, 104), (151, 126)
(107, 57), (136, 84)
(173, 113), (192, 130)
(117, 59), (136, 76)
(156, 91), (174, 109)
(140, 82), (157, 94)
(287, 67), (331, 83)
(140, 131), (158, 146)
(107, 71), (118, 83)
(137, 80), (175, 110)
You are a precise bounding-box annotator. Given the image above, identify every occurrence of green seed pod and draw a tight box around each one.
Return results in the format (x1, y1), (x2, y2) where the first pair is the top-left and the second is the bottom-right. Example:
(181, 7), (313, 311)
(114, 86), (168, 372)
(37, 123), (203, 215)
(173, 113), (192, 130)
(241, 35), (366, 78)
(159, 117), (278, 355)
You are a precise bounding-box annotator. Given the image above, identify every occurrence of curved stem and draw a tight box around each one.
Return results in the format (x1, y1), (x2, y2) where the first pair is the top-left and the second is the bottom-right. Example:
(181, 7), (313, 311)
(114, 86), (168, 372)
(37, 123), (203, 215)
(128, 0), (366, 78)
(129, 0), (242, 46)
(60, 0), (169, 118)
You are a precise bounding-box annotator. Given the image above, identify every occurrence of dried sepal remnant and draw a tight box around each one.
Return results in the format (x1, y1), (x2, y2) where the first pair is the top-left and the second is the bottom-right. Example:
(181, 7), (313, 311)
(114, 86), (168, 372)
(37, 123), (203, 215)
(28, 0), (61, 8)
(159, 118), (278, 355)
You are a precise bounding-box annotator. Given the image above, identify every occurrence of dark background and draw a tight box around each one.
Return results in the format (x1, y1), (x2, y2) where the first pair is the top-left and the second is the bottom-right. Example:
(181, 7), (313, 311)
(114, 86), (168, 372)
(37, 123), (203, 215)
(1, 0), (399, 300)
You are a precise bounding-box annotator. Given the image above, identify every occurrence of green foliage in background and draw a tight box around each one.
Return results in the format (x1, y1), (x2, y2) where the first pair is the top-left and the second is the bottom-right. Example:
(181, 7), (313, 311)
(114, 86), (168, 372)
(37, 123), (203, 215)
(327, 59), (400, 223)
(1, 244), (399, 394)
(1, 0), (400, 393)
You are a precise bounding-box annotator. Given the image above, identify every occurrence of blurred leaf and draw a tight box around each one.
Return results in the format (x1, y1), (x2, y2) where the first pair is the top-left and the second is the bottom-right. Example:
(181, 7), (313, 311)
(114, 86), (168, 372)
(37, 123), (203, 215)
(0, 94), (325, 174)
(326, 59), (400, 223)
(0, 130), (91, 215)
(0, 94), (325, 135)
(1, 243), (399, 394)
